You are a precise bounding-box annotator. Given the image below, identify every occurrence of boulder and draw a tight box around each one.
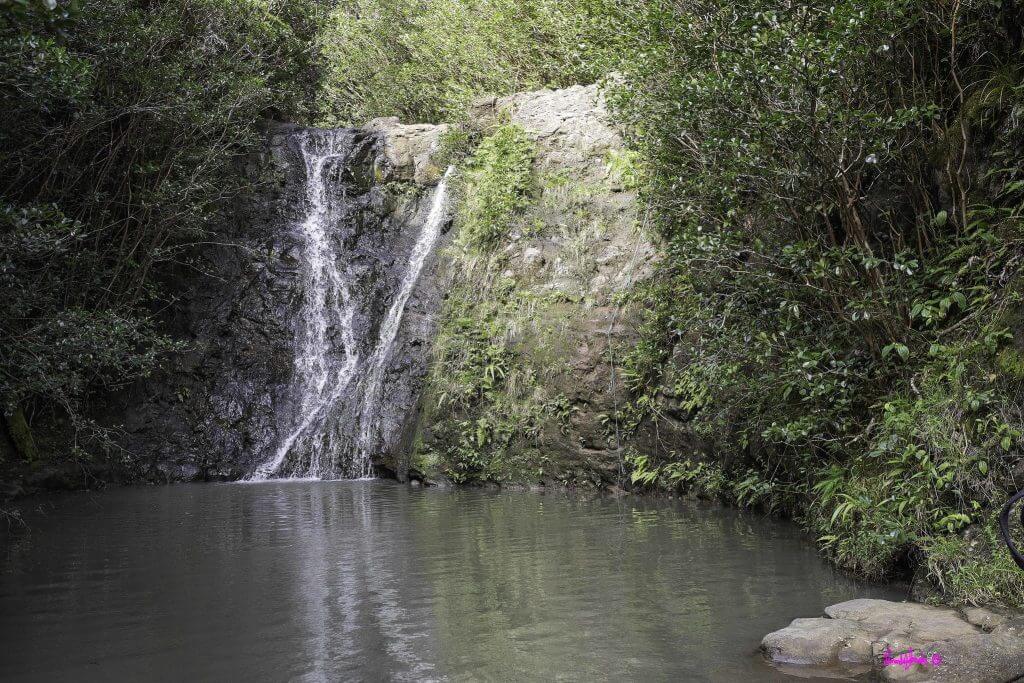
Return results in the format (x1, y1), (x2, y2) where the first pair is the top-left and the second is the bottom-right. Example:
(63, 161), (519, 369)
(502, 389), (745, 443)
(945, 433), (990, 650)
(824, 599), (979, 640)
(364, 117), (448, 185)
(761, 599), (1024, 682)
(493, 84), (622, 167)
(962, 606), (1010, 631)
(761, 617), (866, 665)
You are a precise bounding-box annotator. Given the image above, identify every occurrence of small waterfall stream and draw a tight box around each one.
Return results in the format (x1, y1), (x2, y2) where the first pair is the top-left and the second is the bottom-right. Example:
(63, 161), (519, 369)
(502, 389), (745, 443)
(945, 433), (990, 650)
(250, 130), (452, 481)
(252, 131), (360, 480)
(354, 166), (455, 476)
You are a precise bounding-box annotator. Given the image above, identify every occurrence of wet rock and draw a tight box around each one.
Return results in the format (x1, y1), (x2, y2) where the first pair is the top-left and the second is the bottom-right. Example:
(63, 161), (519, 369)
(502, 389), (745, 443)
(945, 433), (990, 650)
(761, 599), (1024, 682)
(903, 632), (1024, 682)
(108, 123), (451, 482)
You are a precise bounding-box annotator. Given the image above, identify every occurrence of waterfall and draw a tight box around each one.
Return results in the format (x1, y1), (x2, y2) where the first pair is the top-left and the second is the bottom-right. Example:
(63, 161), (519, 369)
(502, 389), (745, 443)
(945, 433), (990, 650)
(352, 166), (455, 478)
(249, 129), (452, 481)
(251, 130), (360, 481)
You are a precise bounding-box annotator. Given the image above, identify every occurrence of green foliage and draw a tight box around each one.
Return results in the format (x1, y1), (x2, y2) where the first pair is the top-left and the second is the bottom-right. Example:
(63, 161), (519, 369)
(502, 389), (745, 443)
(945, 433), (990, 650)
(1, 204), (183, 417)
(434, 126), (476, 169)
(416, 249), (580, 483)
(604, 148), (644, 191)
(923, 522), (1024, 608)
(584, 0), (1024, 603)
(318, 0), (595, 124)
(997, 348), (1024, 381)
(1, 0), (322, 458)
(626, 452), (724, 499)
(457, 125), (536, 251)
(420, 276), (538, 483)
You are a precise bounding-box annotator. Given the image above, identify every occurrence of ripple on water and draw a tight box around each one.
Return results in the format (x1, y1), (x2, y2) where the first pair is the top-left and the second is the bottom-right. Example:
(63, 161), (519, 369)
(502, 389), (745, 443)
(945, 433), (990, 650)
(0, 480), (905, 681)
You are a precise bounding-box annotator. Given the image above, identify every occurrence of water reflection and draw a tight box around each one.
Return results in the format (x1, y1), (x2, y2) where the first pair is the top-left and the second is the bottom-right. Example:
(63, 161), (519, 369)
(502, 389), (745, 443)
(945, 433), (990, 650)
(0, 481), (904, 681)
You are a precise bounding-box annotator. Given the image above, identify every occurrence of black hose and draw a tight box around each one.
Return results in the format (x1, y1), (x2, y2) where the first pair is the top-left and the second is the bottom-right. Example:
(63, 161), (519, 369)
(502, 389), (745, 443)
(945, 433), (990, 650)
(999, 488), (1024, 571)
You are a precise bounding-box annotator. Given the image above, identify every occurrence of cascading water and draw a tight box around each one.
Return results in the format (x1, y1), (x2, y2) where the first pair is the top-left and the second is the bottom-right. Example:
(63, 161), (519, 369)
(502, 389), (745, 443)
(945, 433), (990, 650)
(249, 129), (452, 481)
(251, 130), (361, 480)
(353, 166), (455, 477)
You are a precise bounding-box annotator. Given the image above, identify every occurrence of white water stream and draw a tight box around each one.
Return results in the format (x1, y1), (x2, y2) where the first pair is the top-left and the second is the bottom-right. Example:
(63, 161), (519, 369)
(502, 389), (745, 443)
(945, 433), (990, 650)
(250, 130), (451, 480)
(353, 167), (455, 477)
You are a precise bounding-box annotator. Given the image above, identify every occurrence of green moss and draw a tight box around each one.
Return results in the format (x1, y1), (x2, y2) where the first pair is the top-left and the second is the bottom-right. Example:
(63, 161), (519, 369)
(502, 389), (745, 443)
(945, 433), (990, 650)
(997, 348), (1024, 380)
(5, 408), (38, 463)
(409, 438), (440, 478)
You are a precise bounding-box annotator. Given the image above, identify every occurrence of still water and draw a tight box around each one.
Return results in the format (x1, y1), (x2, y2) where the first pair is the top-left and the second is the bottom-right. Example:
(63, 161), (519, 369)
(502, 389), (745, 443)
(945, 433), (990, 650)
(0, 480), (904, 681)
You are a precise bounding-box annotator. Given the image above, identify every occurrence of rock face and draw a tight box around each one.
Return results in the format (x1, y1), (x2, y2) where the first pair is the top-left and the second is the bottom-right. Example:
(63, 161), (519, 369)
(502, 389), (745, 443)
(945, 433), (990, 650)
(410, 83), (664, 485)
(72, 83), (674, 486)
(472, 85), (626, 170)
(761, 598), (1024, 682)
(107, 121), (450, 482)
(365, 117), (449, 185)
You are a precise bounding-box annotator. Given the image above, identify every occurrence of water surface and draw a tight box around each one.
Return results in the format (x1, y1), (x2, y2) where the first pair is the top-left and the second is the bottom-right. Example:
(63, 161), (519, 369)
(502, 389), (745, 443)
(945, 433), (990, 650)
(0, 481), (904, 681)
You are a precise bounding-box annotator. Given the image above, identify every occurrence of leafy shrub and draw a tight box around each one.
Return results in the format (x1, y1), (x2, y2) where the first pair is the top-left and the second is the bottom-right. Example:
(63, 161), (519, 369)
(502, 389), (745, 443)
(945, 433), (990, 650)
(457, 124), (536, 250)
(1, 0), (322, 459)
(627, 451), (725, 499)
(583, 0), (1024, 603)
(0, 204), (182, 423)
(318, 0), (595, 124)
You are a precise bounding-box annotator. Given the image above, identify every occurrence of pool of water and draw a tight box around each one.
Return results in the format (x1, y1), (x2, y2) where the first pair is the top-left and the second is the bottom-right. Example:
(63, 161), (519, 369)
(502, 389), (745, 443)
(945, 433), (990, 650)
(0, 480), (905, 681)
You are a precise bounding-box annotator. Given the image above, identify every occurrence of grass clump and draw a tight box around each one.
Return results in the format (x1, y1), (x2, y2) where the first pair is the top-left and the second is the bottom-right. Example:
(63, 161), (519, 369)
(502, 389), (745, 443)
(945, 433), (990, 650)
(923, 521), (1024, 608)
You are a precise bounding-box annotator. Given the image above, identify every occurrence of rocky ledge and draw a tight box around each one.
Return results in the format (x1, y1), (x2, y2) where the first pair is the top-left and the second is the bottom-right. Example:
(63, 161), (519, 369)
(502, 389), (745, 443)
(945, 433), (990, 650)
(761, 598), (1024, 681)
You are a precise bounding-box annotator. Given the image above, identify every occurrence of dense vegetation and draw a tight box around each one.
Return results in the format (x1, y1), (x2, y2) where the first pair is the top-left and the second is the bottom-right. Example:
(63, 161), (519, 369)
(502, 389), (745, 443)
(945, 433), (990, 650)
(319, 0), (593, 124)
(1, 0), (323, 464)
(403, 0), (1024, 606)
(4, 0), (1024, 606)
(581, 0), (1024, 605)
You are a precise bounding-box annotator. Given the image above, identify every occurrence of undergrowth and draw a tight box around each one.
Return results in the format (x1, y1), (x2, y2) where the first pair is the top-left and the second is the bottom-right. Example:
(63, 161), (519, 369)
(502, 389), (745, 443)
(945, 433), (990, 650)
(587, 0), (1024, 607)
